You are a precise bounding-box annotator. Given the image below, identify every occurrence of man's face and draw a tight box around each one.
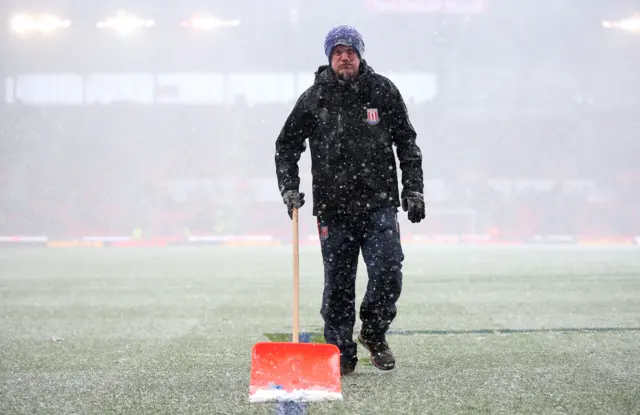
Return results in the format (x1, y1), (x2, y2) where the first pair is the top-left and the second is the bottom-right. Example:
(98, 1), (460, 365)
(330, 45), (361, 82)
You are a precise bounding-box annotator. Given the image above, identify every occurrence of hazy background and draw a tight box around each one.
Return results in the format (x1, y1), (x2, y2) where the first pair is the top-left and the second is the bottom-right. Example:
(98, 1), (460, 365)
(1, 0), (639, 241)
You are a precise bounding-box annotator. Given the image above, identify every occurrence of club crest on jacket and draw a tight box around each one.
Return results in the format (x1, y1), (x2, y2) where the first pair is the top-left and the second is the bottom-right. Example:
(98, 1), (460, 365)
(366, 108), (380, 125)
(318, 224), (329, 240)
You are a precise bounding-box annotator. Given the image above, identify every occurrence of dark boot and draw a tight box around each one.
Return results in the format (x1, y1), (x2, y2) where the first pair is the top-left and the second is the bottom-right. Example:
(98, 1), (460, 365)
(340, 360), (356, 376)
(357, 332), (395, 371)
(339, 348), (358, 376)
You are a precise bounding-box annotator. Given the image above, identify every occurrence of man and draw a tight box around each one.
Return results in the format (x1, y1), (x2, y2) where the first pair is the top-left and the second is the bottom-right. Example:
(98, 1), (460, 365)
(274, 25), (425, 375)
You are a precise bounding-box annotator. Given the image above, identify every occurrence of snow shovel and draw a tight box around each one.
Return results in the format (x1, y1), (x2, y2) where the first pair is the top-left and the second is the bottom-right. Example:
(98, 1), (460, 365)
(249, 208), (343, 403)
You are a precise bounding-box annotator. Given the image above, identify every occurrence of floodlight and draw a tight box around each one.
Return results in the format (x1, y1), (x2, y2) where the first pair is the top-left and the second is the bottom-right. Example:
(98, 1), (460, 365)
(602, 16), (640, 32)
(10, 13), (71, 35)
(97, 11), (154, 34)
(619, 17), (640, 32)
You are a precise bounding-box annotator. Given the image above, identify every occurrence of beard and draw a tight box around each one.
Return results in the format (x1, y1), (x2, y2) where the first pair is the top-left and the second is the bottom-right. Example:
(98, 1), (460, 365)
(336, 68), (358, 82)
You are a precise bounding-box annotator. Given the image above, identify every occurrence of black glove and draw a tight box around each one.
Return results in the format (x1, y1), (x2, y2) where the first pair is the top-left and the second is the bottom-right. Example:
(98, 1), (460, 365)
(402, 191), (426, 223)
(282, 190), (305, 219)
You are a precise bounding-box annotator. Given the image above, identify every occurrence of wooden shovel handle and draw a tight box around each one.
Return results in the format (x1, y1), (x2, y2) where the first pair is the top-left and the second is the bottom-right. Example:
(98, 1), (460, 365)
(292, 207), (300, 343)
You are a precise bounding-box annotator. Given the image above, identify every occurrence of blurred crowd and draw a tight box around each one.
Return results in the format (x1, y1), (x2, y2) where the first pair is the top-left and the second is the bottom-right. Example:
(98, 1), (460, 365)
(1, 102), (638, 239)
(1, 0), (638, 240)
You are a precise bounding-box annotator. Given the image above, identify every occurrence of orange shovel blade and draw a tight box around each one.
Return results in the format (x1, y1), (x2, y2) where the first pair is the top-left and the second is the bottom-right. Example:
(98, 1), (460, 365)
(249, 342), (343, 403)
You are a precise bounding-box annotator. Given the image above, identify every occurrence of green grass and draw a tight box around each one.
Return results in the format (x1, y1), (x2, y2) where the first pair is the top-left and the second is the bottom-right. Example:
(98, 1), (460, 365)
(0, 246), (639, 414)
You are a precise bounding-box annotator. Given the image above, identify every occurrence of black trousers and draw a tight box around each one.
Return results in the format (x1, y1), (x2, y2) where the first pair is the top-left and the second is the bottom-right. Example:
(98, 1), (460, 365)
(317, 207), (404, 365)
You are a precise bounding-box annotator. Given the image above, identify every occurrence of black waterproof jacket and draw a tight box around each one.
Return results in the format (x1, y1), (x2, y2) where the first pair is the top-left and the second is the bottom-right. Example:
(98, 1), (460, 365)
(275, 61), (424, 217)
